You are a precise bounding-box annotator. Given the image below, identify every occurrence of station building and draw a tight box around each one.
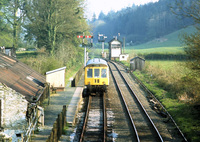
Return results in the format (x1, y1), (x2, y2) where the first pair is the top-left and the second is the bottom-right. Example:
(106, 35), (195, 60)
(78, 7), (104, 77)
(0, 52), (49, 141)
(108, 37), (122, 60)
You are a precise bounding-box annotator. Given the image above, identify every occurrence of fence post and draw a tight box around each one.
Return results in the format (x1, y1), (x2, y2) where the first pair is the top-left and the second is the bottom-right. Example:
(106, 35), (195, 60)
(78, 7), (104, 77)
(46, 136), (50, 142)
(63, 105), (66, 130)
(53, 121), (58, 142)
(45, 105), (67, 141)
(58, 113), (62, 139)
(48, 131), (53, 142)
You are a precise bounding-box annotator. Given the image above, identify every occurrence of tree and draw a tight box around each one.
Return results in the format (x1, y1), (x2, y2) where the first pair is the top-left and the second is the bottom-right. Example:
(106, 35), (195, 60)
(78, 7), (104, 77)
(1, 0), (25, 51)
(98, 11), (106, 20)
(0, 0), (13, 46)
(24, 0), (88, 55)
(92, 13), (96, 22)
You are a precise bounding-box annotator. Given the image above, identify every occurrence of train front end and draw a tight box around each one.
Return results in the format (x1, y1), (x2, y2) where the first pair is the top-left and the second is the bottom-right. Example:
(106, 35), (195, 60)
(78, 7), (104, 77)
(83, 58), (109, 97)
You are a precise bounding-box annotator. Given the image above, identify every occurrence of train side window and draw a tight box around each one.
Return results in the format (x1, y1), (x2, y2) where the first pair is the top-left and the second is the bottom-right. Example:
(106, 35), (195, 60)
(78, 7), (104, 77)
(101, 69), (107, 78)
(87, 69), (92, 78)
(94, 69), (99, 78)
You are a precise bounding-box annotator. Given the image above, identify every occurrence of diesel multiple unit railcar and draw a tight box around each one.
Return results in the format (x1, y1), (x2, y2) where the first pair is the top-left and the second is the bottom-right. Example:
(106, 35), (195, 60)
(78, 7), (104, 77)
(83, 58), (109, 97)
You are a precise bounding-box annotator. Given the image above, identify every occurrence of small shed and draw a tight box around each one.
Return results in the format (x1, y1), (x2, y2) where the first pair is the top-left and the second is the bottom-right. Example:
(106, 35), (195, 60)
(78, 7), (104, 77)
(46, 67), (66, 92)
(119, 54), (129, 61)
(108, 37), (122, 60)
(130, 56), (145, 71)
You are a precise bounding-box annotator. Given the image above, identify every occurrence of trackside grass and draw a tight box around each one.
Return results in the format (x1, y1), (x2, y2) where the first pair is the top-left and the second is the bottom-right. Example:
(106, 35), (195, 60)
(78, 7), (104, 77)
(133, 61), (200, 142)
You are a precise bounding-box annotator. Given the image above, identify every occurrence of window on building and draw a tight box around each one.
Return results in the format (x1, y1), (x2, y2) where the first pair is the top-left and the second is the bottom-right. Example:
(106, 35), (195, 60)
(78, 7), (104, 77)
(112, 44), (121, 48)
(94, 69), (100, 78)
(87, 69), (93, 78)
(101, 69), (107, 78)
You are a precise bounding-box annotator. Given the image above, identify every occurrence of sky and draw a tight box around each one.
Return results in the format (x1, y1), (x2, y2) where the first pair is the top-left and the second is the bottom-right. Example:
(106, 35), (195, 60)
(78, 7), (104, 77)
(85, 0), (159, 20)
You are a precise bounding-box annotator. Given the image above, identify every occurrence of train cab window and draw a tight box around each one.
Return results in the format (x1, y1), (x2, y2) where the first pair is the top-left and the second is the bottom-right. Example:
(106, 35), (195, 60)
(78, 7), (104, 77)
(94, 69), (100, 78)
(87, 69), (93, 78)
(101, 69), (107, 78)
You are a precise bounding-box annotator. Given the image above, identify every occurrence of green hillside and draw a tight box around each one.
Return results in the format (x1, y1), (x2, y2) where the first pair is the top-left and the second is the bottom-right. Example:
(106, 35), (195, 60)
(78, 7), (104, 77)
(126, 26), (197, 55)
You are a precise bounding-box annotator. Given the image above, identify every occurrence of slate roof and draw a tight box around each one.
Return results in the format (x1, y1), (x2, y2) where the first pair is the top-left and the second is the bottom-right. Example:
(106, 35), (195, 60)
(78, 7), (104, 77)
(0, 52), (46, 103)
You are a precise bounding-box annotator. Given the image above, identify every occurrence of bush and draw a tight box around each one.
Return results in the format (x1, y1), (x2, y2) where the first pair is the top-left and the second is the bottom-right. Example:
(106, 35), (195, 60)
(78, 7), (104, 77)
(19, 45), (84, 75)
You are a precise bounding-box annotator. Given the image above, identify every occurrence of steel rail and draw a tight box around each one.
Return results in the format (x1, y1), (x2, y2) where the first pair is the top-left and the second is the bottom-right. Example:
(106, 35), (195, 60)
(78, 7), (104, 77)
(79, 94), (107, 142)
(108, 63), (140, 142)
(79, 95), (92, 142)
(116, 60), (188, 142)
(112, 61), (164, 142)
(131, 73), (188, 142)
(103, 93), (107, 142)
(110, 61), (164, 142)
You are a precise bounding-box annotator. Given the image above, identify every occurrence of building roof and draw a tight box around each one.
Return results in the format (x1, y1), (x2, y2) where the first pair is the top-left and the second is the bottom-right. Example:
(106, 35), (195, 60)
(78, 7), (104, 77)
(0, 52), (46, 103)
(46, 66), (66, 75)
(108, 37), (122, 44)
(130, 56), (145, 62)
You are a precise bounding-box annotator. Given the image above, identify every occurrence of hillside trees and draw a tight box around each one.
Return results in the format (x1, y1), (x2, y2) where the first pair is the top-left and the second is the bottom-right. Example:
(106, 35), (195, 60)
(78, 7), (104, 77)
(23, 0), (88, 55)
(92, 0), (193, 44)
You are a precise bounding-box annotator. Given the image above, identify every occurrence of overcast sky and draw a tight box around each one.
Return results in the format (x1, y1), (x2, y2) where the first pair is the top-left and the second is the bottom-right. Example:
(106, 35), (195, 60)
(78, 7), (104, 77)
(85, 0), (159, 19)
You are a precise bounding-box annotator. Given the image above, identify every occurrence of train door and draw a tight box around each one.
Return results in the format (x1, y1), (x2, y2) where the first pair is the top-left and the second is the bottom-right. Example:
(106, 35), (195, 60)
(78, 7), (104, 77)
(94, 68), (100, 84)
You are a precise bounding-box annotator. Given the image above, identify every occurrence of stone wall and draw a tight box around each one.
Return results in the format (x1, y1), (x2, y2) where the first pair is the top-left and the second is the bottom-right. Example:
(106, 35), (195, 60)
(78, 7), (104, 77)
(0, 83), (28, 141)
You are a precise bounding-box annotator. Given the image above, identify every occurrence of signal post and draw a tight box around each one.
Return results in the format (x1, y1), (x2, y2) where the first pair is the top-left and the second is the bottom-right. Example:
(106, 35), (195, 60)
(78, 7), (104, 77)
(98, 34), (107, 58)
(77, 33), (93, 66)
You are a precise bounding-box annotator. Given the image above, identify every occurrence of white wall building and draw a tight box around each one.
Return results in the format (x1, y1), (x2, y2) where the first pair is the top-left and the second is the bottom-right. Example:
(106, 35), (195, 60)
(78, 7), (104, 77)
(46, 67), (66, 91)
(108, 37), (122, 60)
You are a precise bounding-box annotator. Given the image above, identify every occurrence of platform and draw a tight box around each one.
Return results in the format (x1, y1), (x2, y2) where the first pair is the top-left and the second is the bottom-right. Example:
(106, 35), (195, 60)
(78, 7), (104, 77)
(31, 72), (84, 141)
(66, 87), (83, 125)
(66, 72), (84, 125)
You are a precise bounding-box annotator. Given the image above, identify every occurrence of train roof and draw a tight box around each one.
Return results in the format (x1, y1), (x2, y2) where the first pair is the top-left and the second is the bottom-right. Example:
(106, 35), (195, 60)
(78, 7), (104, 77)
(86, 58), (108, 67)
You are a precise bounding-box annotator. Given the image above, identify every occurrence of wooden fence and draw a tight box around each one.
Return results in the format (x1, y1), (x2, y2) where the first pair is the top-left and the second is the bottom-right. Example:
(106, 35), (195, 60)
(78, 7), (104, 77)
(71, 66), (84, 87)
(46, 105), (66, 142)
(39, 83), (50, 105)
(22, 83), (50, 142)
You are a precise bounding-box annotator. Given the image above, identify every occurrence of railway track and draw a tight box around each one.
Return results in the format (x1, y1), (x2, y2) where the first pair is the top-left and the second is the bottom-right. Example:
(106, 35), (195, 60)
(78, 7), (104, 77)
(109, 61), (164, 142)
(79, 93), (107, 142)
(72, 60), (187, 141)
(115, 61), (188, 142)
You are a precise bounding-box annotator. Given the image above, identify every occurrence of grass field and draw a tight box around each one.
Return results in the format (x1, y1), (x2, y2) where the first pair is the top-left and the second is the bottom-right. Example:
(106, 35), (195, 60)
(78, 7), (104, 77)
(147, 60), (188, 76)
(126, 46), (185, 56)
(133, 60), (200, 141)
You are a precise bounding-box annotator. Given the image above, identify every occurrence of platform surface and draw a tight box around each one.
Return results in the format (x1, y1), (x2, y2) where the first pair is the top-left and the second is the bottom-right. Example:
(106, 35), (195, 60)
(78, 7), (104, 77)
(31, 72), (84, 141)
(66, 87), (83, 125)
